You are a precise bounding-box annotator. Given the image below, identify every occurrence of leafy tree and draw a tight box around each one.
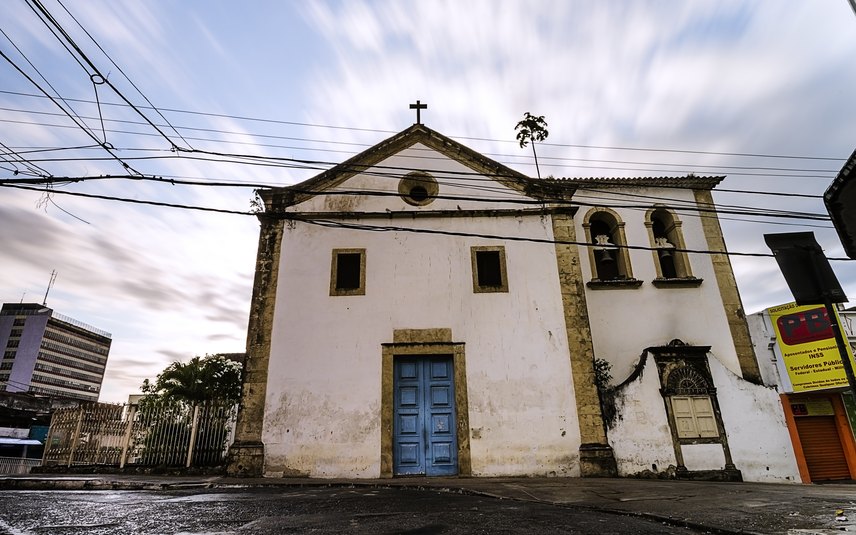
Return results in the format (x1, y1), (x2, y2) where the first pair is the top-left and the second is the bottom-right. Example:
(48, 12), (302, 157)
(515, 112), (550, 179)
(137, 354), (243, 467)
(141, 354), (242, 406)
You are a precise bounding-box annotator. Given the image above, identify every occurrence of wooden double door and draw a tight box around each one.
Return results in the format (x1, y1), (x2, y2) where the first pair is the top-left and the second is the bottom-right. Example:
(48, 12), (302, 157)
(393, 355), (458, 476)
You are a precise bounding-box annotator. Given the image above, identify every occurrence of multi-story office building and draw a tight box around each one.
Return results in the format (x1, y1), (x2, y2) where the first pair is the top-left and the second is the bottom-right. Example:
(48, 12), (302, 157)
(0, 303), (111, 402)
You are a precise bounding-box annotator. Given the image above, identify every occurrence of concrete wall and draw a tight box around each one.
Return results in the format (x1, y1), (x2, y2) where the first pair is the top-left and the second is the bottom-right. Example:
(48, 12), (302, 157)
(6, 314), (49, 394)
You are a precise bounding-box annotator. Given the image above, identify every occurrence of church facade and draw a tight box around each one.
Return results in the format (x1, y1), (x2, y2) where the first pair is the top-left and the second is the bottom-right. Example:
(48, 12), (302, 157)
(227, 123), (800, 482)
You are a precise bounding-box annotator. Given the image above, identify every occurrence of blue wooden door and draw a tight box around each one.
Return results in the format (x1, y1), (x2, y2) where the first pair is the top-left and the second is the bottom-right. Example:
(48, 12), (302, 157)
(393, 355), (458, 476)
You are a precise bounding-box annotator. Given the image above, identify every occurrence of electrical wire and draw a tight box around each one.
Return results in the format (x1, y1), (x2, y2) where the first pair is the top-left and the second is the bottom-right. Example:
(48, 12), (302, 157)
(9, 178), (843, 260)
(0, 182), (766, 258)
(0, 89), (848, 163)
(25, 0), (187, 151)
(0, 51), (837, 227)
(0, 47), (140, 175)
(0, 106), (840, 176)
(2, 115), (837, 180)
(55, 0), (194, 149)
(0, 175), (829, 234)
(0, 141), (50, 177)
(0, 28), (99, 143)
(0, 173), (832, 225)
(3, 182), (252, 216)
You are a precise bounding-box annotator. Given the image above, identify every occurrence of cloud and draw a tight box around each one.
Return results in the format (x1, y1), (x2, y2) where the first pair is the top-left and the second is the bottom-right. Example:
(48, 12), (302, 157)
(156, 349), (191, 362)
(4, 1), (856, 403)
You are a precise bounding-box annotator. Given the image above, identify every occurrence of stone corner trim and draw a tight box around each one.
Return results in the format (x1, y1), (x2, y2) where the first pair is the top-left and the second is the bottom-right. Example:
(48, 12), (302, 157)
(693, 190), (762, 384)
(551, 212), (617, 477)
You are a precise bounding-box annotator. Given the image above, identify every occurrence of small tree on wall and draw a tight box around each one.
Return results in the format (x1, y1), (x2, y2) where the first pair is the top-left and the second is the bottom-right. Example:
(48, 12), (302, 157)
(515, 112), (550, 179)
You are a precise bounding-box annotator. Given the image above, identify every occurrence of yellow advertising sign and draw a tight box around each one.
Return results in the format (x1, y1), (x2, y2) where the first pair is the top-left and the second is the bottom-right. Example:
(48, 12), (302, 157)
(768, 302), (856, 393)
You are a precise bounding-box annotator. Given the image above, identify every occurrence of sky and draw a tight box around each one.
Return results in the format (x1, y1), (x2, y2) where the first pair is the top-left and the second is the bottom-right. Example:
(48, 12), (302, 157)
(1, 0), (855, 403)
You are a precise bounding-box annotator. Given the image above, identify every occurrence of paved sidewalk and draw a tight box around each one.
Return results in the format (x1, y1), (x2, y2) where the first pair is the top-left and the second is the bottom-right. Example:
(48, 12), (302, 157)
(2, 474), (856, 534)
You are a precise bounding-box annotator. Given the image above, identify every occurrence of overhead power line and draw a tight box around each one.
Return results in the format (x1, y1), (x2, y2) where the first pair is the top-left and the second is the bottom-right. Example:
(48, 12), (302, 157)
(0, 106), (840, 175)
(0, 115), (839, 182)
(0, 46), (140, 175)
(3, 182), (850, 261)
(3, 182), (251, 216)
(54, 0), (193, 149)
(0, 28), (99, 144)
(0, 172), (832, 224)
(25, 0), (186, 151)
(0, 89), (847, 163)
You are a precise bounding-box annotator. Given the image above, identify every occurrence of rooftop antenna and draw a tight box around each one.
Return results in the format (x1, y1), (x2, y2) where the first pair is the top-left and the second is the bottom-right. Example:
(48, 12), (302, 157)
(20, 291), (26, 304)
(43, 270), (57, 306)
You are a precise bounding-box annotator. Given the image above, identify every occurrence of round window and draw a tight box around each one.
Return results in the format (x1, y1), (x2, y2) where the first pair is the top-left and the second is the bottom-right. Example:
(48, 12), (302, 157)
(398, 172), (438, 206)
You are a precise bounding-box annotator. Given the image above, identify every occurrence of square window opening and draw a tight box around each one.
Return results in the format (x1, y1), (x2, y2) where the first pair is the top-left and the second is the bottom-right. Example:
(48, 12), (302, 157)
(471, 246), (508, 293)
(330, 249), (366, 296)
(476, 251), (502, 287)
(336, 253), (362, 290)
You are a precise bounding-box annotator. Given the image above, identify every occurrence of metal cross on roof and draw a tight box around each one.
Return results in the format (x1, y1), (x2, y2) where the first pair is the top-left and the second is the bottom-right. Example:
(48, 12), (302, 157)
(409, 100), (427, 124)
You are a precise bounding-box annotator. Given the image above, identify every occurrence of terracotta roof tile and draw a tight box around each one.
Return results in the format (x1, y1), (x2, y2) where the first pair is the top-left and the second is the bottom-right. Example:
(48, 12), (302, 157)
(546, 175), (724, 190)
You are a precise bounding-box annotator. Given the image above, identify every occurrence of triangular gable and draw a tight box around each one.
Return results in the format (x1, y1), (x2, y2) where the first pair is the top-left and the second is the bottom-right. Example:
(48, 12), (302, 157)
(262, 124), (573, 210)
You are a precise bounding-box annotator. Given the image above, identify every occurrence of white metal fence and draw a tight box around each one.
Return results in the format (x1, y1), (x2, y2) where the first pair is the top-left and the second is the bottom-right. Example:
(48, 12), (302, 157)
(42, 400), (238, 468)
(0, 457), (41, 474)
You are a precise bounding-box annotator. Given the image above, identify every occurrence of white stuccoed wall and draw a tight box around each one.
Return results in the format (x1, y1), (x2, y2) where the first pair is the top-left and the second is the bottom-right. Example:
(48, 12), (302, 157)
(578, 187), (743, 380)
(262, 147), (583, 478)
(606, 353), (800, 482)
(579, 187), (799, 482)
(746, 312), (783, 389)
(259, 142), (799, 481)
(708, 357), (801, 482)
(606, 358), (678, 476)
(291, 144), (532, 214)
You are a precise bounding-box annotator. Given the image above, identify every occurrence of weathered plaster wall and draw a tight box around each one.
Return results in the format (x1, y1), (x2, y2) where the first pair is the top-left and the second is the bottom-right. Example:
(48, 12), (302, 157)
(264, 201), (582, 477)
(290, 143), (535, 215)
(578, 187), (743, 380)
(606, 357), (677, 476)
(682, 444), (726, 470)
(607, 350), (799, 482)
(709, 357), (801, 482)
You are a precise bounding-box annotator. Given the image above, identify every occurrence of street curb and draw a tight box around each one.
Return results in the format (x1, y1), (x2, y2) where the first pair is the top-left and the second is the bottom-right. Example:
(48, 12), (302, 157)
(0, 477), (796, 535)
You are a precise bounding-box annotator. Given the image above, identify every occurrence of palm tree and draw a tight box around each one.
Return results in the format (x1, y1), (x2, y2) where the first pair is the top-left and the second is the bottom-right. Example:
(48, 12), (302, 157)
(141, 354), (242, 406)
(515, 112), (549, 179)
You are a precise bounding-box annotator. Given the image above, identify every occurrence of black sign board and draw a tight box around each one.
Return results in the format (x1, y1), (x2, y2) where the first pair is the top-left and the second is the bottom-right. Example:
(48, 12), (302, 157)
(764, 232), (847, 305)
(825, 147), (856, 259)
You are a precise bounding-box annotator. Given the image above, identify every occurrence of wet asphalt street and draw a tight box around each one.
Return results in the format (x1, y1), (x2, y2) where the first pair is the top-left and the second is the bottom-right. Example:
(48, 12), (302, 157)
(0, 486), (709, 534)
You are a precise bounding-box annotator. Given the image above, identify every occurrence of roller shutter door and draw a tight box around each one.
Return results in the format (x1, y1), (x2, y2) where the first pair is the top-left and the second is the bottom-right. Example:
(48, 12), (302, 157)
(795, 416), (851, 481)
